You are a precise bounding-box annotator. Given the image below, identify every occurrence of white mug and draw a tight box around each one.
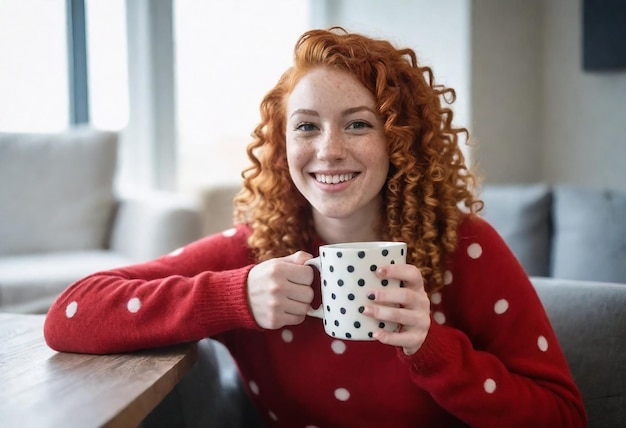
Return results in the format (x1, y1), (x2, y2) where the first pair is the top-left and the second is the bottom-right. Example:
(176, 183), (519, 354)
(305, 241), (407, 340)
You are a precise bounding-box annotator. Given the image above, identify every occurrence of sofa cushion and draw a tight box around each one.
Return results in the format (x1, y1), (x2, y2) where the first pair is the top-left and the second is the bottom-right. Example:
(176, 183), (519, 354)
(551, 185), (626, 282)
(0, 128), (117, 255)
(480, 184), (552, 276)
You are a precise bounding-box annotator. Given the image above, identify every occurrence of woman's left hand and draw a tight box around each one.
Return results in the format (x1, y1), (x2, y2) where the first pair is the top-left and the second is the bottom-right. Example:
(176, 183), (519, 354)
(363, 264), (431, 355)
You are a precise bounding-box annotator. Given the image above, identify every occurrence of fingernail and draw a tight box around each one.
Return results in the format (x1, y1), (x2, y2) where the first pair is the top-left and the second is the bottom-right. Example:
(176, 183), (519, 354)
(367, 293), (375, 300)
(376, 267), (386, 276)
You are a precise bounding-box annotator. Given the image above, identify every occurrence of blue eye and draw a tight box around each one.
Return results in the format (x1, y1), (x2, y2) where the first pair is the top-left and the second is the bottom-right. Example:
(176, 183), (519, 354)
(348, 121), (372, 130)
(295, 122), (318, 132)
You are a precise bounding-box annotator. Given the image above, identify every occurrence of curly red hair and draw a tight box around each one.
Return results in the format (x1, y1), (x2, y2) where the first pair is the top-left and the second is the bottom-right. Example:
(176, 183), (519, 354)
(234, 27), (482, 293)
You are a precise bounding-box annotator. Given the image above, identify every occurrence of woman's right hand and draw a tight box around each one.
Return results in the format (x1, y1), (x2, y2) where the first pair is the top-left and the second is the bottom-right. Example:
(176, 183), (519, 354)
(247, 251), (315, 329)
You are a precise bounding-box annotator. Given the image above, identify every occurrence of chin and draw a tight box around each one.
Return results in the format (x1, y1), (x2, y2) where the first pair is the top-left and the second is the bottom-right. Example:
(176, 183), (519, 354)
(312, 204), (355, 220)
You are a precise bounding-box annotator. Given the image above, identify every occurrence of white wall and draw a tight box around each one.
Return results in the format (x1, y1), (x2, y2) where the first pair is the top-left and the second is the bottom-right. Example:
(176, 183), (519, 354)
(470, 0), (542, 183)
(472, 0), (626, 191)
(541, 0), (626, 191)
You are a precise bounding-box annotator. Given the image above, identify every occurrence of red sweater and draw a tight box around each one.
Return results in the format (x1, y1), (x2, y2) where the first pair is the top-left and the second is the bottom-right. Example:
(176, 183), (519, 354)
(44, 216), (586, 427)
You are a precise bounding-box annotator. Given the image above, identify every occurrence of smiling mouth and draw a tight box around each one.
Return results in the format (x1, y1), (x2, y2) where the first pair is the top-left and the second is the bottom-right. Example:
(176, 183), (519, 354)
(314, 173), (359, 184)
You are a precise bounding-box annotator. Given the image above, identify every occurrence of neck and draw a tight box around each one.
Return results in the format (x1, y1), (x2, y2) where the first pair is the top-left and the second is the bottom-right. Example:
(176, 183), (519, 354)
(312, 207), (382, 244)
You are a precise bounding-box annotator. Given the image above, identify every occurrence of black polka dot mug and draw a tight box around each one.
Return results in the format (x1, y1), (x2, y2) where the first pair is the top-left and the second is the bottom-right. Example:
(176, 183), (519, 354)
(305, 241), (407, 341)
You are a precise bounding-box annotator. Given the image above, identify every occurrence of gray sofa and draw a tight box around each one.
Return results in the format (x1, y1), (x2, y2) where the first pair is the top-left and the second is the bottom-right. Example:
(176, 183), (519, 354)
(533, 277), (625, 428)
(141, 182), (625, 428)
(481, 183), (626, 283)
(0, 128), (204, 314)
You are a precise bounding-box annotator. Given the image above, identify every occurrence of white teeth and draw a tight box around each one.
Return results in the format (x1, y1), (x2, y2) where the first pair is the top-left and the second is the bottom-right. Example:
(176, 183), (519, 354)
(315, 173), (356, 184)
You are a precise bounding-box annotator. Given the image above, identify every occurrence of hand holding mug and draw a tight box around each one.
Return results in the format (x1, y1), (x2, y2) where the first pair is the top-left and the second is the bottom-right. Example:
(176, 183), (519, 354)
(247, 251), (315, 330)
(364, 262), (431, 355)
(246, 245), (430, 355)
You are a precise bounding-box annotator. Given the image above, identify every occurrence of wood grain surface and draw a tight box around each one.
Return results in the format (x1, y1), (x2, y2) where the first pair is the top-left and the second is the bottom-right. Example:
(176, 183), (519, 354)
(0, 313), (197, 428)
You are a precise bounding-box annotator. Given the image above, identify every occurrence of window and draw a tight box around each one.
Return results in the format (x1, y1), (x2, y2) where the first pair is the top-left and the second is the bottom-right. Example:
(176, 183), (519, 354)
(85, 0), (128, 131)
(0, 0), (68, 132)
(174, 0), (311, 190)
(0, 0), (128, 133)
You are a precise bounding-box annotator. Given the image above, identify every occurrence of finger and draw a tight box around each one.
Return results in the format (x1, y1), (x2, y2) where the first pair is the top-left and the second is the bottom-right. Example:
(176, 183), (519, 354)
(281, 251), (315, 285)
(366, 287), (421, 308)
(373, 328), (428, 355)
(375, 264), (424, 290)
(283, 298), (314, 317)
(282, 250), (313, 265)
(286, 265), (315, 287)
(363, 302), (419, 327)
(285, 281), (315, 305)
(282, 312), (307, 326)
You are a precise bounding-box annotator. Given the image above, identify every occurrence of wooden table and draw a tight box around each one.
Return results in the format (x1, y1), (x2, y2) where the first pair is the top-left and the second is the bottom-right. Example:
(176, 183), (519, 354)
(0, 313), (198, 428)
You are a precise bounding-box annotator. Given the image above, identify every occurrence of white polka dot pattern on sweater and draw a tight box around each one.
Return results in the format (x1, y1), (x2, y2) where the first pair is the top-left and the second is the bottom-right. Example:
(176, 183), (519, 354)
(127, 297), (141, 313)
(334, 387), (350, 401)
(331, 340), (347, 354)
(65, 301), (78, 318)
(538, 335), (549, 352)
(494, 299), (509, 314)
(433, 311), (446, 325)
(222, 228), (237, 237)
(58, 236), (558, 426)
(430, 292), (442, 305)
(168, 247), (184, 257)
(484, 378), (497, 393)
(430, 241), (550, 401)
(467, 242), (483, 259)
(281, 329), (293, 343)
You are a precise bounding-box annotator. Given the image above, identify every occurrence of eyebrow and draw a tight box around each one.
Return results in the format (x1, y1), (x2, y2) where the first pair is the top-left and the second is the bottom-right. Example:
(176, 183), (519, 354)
(289, 105), (378, 119)
(343, 106), (378, 116)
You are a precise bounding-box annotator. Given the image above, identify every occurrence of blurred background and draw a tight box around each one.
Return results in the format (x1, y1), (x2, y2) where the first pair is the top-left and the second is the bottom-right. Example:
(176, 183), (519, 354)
(1, 0), (625, 196)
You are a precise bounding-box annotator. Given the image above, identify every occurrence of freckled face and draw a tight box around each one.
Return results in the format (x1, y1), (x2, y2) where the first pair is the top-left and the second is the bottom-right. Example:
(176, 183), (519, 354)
(286, 67), (389, 225)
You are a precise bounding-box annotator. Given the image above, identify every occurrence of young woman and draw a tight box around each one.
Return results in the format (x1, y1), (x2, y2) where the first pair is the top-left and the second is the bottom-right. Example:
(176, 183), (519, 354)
(44, 28), (586, 427)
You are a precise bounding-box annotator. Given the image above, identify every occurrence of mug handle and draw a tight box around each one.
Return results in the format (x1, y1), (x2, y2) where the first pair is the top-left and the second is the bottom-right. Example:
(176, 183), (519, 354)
(304, 257), (324, 319)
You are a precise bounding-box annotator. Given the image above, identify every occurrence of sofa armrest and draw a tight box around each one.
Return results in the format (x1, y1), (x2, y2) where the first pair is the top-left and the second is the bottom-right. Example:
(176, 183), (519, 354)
(0, 295), (58, 314)
(197, 182), (241, 235)
(110, 191), (204, 261)
(531, 276), (626, 428)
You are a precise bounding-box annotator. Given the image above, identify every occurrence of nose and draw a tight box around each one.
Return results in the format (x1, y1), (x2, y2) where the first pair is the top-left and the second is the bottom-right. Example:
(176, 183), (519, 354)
(316, 129), (347, 162)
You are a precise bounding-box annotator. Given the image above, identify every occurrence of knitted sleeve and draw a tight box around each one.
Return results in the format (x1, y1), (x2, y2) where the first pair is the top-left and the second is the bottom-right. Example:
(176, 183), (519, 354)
(44, 226), (262, 354)
(399, 216), (587, 427)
